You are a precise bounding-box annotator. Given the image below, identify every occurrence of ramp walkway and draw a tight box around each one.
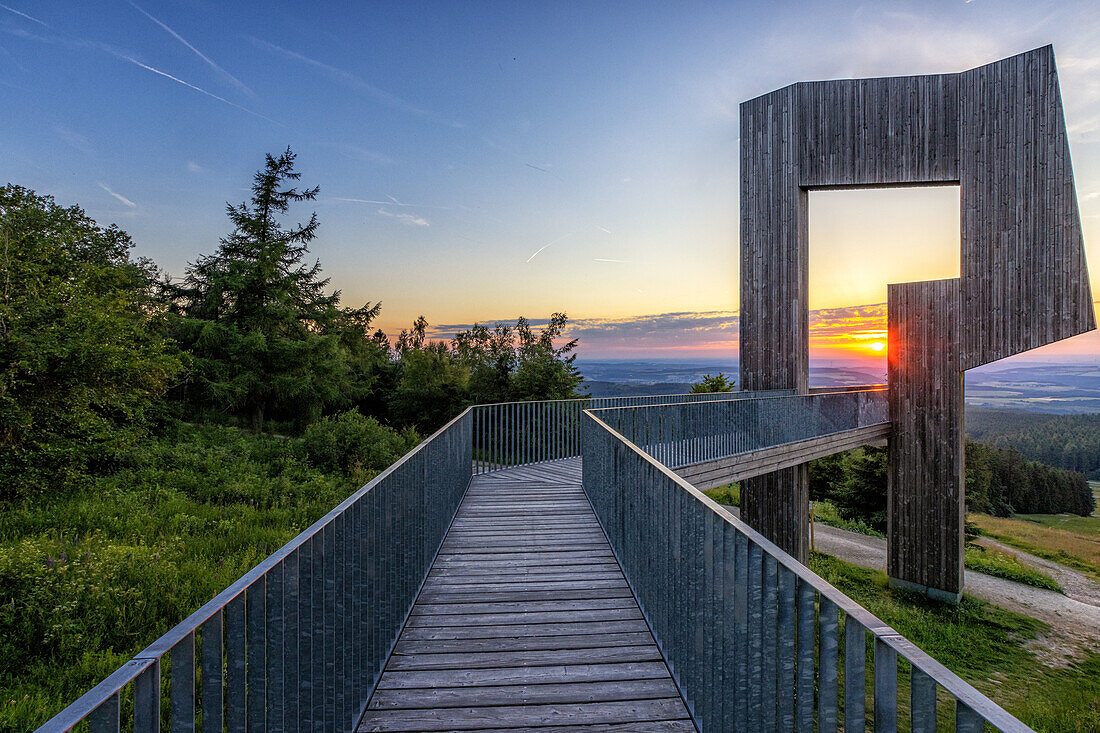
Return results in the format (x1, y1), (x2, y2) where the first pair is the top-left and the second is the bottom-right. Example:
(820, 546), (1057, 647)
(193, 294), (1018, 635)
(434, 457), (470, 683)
(358, 459), (694, 732)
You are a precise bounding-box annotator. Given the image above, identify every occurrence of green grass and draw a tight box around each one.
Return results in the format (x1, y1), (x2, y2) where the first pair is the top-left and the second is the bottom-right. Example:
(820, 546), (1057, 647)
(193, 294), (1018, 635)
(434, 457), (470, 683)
(1014, 512), (1100, 536)
(811, 499), (885, 537)
(970, 512), (1100, 583)
(809, 553), (1100, 732)
(703, 483), (739, 506)
(964, 545), (1062, 592)
(0, 423), (371, 732)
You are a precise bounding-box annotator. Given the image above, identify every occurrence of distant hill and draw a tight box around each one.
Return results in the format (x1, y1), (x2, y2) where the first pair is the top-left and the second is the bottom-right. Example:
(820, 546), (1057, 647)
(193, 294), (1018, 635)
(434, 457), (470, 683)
(582, 381), (695, 397)
(967, 407), (1100, 478)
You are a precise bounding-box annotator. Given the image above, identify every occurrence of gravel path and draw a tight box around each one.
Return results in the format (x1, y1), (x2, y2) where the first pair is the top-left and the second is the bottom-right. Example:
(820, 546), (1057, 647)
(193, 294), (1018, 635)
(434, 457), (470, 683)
(723, 506), (1100, 664)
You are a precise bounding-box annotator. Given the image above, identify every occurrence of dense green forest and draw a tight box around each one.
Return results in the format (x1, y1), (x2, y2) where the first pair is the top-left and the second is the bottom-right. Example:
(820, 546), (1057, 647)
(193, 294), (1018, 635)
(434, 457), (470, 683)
(967, 407), (1100, 479)
(0, 150), (584, 730)
(809, 440), (1094, 531)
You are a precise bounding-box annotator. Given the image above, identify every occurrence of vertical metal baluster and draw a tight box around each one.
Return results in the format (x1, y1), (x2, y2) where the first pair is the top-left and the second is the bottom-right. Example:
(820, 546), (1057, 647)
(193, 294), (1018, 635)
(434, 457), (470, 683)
(846, 615), (867, 733)
(324, 522), (337, 732)
(777, 565), (796, 732)
(225, 593), (246, 733)
(88, 692), (120, 733)
(910, 666), (937, 733)
(267, 562), (285, 733)
(874, 637), (898, 733)
(335, 515), (347, 726)
(705, 511), (721, 733)
(299, 538), (314, 729)
(761, 554), (778, 731)
(795, 579), (815, 731)
(819, 597), (839, 733)
(311, 531), (325, 731)
(134, 659), (161, 733)
(201, 610), (224, 733)
(747, 542), (763, 731)
(955, 701), (985, 733)
(733, 530), (748, 731)
(246, 581), (266, 733)
(171, 632), (196, 732)
(285, 549), (300, 729)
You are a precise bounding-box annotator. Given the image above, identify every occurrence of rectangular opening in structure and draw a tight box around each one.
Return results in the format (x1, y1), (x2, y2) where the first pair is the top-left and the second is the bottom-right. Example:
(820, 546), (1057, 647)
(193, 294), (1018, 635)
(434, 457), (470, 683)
(808, 185), (961, 385)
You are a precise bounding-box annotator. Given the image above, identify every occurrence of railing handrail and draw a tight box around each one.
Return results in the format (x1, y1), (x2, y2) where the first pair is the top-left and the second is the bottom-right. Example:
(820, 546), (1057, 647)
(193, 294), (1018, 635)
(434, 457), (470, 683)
(583, 408), (1032, 733)
(469, 384), (886, 409)
(582, 385), (887, 415)
(37, 406), (475, 732)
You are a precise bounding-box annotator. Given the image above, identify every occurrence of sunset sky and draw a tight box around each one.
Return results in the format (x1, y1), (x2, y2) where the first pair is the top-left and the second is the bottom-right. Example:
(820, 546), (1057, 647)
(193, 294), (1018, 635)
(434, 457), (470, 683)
(3, 1), (1099, 363)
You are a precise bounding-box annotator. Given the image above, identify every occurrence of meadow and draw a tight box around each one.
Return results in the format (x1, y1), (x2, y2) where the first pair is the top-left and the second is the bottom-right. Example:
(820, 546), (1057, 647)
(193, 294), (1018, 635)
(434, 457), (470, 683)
(0, 423), (396, 731)
(969, 511), (1100, 582)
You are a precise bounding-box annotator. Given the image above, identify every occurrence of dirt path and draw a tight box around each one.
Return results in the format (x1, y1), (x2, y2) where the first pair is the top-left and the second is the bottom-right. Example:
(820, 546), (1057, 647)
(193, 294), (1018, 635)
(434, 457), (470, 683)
(723, 506), (1100, 664)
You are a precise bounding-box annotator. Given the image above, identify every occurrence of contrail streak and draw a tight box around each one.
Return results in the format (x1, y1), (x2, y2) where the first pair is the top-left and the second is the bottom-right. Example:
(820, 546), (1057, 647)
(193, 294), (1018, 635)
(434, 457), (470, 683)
(0, 3), (50, 29)
(128, 1), (253, 96)
(115, 53), (281, 125)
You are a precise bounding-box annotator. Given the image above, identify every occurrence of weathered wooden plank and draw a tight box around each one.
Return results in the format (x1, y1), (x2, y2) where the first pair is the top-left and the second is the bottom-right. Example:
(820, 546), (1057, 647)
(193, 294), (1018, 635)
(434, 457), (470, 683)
(411, 598), (639, 616)
(394, 631), (658, 655)
(358, 698), (690, 732)
(368, 678), (681, 710)
(415, 581), (633, 598)
(385, 645), (664, 671)
(397, 619), (654, 641)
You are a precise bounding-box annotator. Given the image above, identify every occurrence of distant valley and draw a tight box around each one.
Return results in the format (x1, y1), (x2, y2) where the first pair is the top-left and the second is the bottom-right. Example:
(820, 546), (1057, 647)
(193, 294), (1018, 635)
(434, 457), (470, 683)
(576, 359), (1100, 415)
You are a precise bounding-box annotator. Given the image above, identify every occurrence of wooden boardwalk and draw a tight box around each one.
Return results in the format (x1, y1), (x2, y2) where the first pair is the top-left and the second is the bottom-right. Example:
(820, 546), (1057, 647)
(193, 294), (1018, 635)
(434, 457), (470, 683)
(358, 459), (695, 732)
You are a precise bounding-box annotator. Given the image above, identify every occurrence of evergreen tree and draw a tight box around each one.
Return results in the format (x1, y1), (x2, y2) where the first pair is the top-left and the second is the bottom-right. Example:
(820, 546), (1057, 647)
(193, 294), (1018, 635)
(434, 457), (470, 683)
(690, 373), (735, 393)
(165, 148), (348, 431)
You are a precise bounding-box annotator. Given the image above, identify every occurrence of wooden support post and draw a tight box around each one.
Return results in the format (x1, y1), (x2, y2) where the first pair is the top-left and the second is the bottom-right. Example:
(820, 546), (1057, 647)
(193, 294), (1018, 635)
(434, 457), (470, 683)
(886, 280), (964, 602)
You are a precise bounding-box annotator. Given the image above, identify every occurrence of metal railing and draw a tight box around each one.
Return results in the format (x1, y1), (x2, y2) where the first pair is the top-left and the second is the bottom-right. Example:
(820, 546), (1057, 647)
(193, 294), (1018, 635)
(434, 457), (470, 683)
(592, 387), (888, 470)
(37, 409), (474, 733)
(581, 409), (1032, 733)
(471, 389), (792, 473)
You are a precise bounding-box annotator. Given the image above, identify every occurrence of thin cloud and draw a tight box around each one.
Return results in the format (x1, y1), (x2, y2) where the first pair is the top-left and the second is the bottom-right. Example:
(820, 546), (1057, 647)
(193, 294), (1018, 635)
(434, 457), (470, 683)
(250, 37), (461, 127)
(54, 124), (92, 153)
(328, 196), (452, 211)
(186, 161), (205, 173)
(526, 231), (578, 263)
(98, 182), (136, 208)
(111, 52), (281, 126)
(377, 208), (429, 227)
(0, 3), (51, 29)
(594, 258), (631, 263)
(3, 20), (279, 126)
(127, 1), (253, 97)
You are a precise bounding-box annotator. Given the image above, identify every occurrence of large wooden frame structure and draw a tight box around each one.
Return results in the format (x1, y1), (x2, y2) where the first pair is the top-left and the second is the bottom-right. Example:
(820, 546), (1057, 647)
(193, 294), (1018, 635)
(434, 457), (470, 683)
(739, 46), (1094, 600)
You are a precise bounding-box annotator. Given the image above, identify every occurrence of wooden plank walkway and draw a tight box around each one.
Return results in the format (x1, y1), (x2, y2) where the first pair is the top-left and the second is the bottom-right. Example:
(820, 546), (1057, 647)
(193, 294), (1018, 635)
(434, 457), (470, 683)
(358, 458), (695, 732)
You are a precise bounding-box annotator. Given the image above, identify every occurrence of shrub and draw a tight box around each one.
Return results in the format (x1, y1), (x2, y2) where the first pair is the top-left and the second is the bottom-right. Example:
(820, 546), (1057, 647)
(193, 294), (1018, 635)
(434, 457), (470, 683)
(302, 410), (418, 478)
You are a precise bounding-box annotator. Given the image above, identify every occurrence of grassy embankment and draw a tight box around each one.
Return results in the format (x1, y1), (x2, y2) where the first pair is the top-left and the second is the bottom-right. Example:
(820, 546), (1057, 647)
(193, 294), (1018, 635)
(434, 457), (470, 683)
(811, 554), (1100, 732)
(968, 509), (1100, 584)
(703, 486), (1064, 591)
(0, 423), (388, 732)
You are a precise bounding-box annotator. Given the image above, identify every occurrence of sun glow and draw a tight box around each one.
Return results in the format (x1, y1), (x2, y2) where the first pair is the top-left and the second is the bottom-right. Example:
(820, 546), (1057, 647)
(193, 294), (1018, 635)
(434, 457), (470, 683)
(869, 341), (886, 352)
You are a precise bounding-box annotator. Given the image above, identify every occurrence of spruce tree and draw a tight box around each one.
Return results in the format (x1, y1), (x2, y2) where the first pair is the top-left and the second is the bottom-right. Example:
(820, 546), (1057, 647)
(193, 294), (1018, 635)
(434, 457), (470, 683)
(166, 148), (346, 431)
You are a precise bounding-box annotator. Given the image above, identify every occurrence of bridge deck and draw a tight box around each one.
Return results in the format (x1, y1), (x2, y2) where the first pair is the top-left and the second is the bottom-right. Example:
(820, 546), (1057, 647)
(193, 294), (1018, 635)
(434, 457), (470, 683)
(358, 459), (695, 732)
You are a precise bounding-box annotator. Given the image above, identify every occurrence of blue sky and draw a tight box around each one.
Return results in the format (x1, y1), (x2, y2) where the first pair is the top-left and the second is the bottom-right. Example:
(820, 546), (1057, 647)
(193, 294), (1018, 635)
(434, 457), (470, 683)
(2, 1), (1099, 360)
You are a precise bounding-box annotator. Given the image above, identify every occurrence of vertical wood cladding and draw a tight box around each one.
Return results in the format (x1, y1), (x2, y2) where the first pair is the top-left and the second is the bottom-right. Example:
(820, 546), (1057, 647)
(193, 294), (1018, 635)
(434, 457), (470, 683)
(740, 85), (808, 394)
(958, 46), (1096, 368)
(887, 280), (964, 596)
(739, 45), (1094, 596)
(741, 466), (810, 565)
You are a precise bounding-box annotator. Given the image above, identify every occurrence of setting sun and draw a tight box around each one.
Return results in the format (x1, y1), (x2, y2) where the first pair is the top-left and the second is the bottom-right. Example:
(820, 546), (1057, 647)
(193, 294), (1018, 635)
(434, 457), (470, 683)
(870, 341), (886, 352)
